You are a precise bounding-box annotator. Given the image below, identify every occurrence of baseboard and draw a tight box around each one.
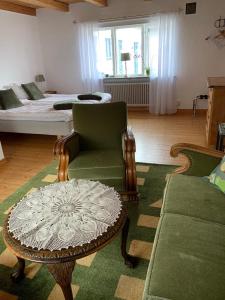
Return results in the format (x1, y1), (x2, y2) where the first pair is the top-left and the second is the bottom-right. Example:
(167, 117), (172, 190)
(177, 109), (207, 115)
(128, 106), (148, 111)
(128, 108), (207, 114)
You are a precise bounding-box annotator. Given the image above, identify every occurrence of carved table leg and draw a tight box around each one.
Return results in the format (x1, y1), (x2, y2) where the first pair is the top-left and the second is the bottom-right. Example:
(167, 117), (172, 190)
(47, 261), (75, 300)
(121, 217), (138, 268)
(11, 257), (25, 282)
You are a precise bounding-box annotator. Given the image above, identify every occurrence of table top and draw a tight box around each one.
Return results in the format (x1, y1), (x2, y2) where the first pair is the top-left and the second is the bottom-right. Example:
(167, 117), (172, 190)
(3, 180), (126, 264)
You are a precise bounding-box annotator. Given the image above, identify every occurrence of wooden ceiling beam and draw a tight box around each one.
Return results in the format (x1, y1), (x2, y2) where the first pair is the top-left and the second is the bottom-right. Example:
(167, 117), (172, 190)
(60, 0), (107, 5)
(7, 0), (69, 12)
(0, 1), (36, 16)
(84, 0), (107, 7)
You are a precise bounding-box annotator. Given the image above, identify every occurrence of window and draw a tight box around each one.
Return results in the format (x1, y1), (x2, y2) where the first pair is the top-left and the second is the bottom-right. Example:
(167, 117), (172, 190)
(105, 38), (112, 60)
(97, 24), (156, 77)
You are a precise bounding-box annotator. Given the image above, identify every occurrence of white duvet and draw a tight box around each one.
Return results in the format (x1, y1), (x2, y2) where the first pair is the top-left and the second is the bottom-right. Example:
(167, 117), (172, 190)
(0, 93), (111, 122)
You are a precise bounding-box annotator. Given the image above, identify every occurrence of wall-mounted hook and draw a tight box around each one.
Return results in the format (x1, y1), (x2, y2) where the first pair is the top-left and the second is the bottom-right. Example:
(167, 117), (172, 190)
(214, 16), (225, 29)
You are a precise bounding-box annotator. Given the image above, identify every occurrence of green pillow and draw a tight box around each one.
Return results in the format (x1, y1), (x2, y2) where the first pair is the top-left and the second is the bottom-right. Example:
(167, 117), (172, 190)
(209, 156), (225, 193)
(0, 89), (23, 110)
(21, 82), (44, 100)
(77, 94), (102, 101)
(53, 100), (79, 110)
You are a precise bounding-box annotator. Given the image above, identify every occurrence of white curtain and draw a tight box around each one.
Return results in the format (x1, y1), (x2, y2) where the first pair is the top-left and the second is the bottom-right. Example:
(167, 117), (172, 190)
(148, 13), (178, 115)
(75, 22), (103, 93)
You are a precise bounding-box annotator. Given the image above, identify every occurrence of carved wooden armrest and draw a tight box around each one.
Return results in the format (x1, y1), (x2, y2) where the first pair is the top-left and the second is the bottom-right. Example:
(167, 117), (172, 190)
(122, 128), (137, 197)
(123, 128), (136, 153)
(170, 143), (224, 176)
(54, 132), (80, 181)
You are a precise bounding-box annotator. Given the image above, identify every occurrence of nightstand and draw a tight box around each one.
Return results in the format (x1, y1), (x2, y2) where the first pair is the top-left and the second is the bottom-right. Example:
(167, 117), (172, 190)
(45, 91), (57, 94)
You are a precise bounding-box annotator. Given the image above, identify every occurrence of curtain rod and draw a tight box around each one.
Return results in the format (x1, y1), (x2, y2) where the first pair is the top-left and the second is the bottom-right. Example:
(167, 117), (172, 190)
(98, 8), (183, 23)
(73, 8), (183, 24)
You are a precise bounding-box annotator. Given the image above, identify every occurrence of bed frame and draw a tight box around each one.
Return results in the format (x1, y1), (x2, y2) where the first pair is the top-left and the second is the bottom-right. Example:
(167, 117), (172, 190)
(0, 120), (73, 136)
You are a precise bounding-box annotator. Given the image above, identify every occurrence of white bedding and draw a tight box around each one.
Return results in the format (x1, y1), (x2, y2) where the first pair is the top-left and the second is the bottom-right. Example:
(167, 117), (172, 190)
(0, 92), (111, 122)
(0, 100), (72, 122)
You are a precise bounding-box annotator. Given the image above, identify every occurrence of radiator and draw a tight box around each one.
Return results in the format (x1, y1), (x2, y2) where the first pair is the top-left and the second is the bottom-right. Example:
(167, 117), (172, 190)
(103, 77), (150, 106)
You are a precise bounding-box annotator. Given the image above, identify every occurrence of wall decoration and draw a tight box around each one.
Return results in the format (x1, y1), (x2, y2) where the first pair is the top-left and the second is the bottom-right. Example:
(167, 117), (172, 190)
(206, 16), (225, 49)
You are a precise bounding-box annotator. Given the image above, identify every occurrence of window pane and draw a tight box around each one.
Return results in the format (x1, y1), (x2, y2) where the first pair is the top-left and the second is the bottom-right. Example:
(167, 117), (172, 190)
(115, 27), (143, 76)
(147, 26), (159, 77)
(97, 29), (113, 76)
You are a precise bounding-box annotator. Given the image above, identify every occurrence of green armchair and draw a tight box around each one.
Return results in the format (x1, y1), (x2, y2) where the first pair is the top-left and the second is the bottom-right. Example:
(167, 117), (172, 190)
(54, 102), (137, 201)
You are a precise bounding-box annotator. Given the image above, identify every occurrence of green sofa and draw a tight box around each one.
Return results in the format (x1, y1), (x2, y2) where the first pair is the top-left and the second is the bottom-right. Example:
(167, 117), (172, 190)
(143, 143), (225, 300)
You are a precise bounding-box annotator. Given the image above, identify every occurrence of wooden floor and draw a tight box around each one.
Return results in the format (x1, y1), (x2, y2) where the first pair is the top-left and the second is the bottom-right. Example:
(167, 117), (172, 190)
(0, 111), (207, 202)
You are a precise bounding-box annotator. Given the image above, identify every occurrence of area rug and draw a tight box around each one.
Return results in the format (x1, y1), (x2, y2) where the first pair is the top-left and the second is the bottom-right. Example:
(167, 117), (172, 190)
(0, 162), (176, 300)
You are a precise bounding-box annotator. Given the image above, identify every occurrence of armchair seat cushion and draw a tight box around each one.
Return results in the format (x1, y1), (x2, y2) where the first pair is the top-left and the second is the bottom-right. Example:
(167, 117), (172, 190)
(162, 174), (225, 225)
(68, 149), (125, 191)
(144, 213), (225, 300)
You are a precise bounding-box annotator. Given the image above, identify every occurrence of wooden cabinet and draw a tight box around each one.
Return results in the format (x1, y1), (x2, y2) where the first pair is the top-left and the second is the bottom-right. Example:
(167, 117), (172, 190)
(206, 86), (225, 146)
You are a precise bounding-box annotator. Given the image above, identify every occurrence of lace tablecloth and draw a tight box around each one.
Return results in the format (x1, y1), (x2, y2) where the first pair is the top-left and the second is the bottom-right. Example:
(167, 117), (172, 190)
(8, 179), (122, 251)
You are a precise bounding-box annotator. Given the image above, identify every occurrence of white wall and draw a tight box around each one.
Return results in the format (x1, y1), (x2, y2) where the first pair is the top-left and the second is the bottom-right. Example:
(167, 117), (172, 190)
(37, 0), (225, 108)
(0, 11), (45, 88)
(37, 10), (80, 93)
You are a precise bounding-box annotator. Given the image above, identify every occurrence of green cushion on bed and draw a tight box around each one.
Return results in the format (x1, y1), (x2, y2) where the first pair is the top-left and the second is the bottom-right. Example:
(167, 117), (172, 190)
(0, 89), (23, 110)
(21, 82), (44, 100)
(53, 100), (79, 110)
(77, 94), (102, 101)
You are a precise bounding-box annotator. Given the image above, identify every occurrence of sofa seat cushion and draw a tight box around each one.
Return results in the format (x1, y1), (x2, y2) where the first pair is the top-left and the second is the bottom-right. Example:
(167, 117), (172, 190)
(143, 213), (225, 300)
(162, 174), (225, 225)
(68, 149), (125, 191)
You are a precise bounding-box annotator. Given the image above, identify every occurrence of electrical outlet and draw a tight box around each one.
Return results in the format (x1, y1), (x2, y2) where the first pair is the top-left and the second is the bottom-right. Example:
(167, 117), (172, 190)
(176, 101), (181, 107)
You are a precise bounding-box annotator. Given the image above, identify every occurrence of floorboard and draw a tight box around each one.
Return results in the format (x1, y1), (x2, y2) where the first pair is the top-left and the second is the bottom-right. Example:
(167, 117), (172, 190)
(0, 111), (207, 202)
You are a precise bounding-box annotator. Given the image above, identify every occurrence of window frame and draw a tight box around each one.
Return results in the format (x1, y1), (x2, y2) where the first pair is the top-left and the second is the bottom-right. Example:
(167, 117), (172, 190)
(98, 23), (148, 78)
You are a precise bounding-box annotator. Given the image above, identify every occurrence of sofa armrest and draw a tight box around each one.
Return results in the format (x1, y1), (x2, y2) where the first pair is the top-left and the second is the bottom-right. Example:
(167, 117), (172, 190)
(170, 143), (224, 176)
(122, 128), (137, 200)
(54, 132), (80, 181)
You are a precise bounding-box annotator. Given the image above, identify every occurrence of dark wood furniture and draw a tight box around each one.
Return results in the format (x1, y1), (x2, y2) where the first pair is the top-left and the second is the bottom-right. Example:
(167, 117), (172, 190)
(206, 86), (225, 146)
(216, 123), (225, 151)
(45, 90), (57, 94)
(3, 200), (136, 300)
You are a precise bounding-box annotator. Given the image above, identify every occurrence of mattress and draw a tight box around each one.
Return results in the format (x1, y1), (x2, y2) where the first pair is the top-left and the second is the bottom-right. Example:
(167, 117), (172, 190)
(0, 100), (72, 122)
(0, 92), (112, 136)
(0, 92), (112, 122)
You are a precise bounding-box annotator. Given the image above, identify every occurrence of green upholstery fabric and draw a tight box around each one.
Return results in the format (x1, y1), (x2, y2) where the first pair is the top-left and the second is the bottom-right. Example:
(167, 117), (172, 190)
(21, 82), (44, 100)
(144, 213), (225, 300)
(0, 89), (23, 110)
(209, 155), (225, 193)
(162, 174), (225, 225)
(179, 149), (221, 176)
(53, 100), (78, 110)
(68, 149), (125, 191)
(77, 94), (102, 101)
(73, 102), (127, 150)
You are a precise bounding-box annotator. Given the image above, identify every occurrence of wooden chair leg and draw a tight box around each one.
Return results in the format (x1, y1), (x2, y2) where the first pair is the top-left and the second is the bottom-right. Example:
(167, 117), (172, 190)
(121, 217), (138, 268)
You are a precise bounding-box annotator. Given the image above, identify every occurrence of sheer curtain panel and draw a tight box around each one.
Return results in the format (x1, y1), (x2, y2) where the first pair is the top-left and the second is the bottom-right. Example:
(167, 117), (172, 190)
(75, 22), (103, 93)
(148, 13), (178, 115)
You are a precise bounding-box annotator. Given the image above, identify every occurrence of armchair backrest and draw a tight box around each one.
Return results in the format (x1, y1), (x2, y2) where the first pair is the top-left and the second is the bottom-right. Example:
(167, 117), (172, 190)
(73, 102), (127, 150)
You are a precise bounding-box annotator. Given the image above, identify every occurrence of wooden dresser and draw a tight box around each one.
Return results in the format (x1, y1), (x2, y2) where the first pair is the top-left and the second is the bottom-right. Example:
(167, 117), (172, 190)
(206, 86), (225, 146)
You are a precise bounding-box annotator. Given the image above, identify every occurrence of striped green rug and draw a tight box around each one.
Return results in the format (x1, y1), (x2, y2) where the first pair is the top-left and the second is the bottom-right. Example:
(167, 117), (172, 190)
(0, 162), (175, 300)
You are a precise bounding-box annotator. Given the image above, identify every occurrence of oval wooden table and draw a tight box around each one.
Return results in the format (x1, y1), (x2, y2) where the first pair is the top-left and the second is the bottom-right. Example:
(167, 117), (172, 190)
(3, 181), (136, 300)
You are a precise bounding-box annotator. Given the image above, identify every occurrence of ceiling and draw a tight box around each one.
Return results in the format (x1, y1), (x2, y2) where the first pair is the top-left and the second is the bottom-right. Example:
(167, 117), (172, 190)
(0, 0), (107, 16)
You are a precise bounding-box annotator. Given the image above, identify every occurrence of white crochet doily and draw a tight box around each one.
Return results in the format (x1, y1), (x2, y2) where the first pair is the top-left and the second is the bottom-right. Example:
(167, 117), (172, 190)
(8, 179), (122, 251)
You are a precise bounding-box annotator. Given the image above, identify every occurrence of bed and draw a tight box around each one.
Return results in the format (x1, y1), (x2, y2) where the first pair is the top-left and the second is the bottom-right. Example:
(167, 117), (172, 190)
(0, 92), (111, 136)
